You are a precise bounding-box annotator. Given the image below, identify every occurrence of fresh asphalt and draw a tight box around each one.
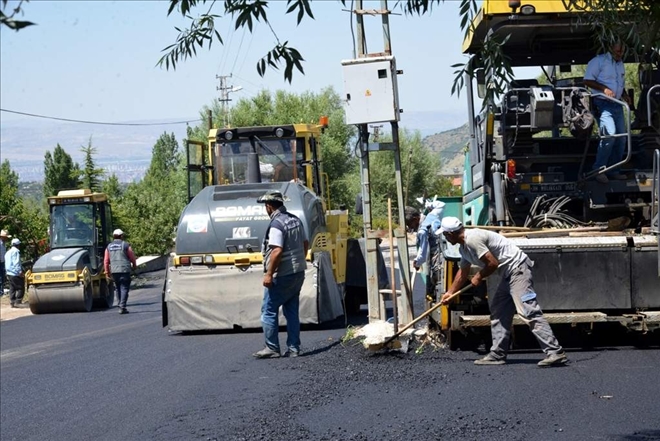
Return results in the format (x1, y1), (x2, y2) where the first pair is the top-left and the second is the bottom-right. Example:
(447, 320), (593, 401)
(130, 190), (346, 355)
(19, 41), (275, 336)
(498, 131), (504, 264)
(1, 271), (659, 441)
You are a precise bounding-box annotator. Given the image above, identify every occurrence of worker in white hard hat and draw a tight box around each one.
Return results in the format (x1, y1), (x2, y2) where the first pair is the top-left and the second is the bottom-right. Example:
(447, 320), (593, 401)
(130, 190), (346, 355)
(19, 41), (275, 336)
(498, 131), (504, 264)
(104, 228), (137, 314)
(0, 229), (11, 293)
(4, 237), (25, 308)
(438, 217), (567, 367)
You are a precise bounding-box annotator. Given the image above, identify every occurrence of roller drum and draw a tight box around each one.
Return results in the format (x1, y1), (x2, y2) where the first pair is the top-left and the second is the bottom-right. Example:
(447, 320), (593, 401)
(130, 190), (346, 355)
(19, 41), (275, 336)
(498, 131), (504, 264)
(29, 283), (93, 314)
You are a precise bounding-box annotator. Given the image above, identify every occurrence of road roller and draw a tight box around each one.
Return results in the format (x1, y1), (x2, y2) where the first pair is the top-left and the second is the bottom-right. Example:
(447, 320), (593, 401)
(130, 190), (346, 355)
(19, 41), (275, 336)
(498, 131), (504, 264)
(26, 189), (115, 314)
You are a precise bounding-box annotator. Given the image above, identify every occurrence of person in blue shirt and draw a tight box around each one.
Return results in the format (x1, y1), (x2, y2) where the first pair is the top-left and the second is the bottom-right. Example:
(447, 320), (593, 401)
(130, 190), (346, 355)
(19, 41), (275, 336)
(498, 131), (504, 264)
(584, 42), (633, 184)
(0, 229), (9, 294)
(413, 200), (445, 271)
(4, 238), (25, 308)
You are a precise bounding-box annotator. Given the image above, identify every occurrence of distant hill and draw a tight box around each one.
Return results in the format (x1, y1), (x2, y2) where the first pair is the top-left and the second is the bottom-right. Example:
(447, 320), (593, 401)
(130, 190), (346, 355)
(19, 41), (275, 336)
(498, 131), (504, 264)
(423, 123), (469, 175)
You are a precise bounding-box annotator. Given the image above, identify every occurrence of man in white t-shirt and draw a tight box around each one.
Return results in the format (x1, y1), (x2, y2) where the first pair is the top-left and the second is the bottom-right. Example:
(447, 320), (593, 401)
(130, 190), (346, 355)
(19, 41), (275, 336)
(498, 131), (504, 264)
(438, 217), (567, 367)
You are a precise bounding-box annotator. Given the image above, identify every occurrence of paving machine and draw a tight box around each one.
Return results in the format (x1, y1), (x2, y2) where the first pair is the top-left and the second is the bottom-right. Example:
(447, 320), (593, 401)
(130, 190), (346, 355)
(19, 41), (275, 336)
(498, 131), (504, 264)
(26, 189), (115, 313)
(163, 121), (360, 331)
(432, 0), (660, 348)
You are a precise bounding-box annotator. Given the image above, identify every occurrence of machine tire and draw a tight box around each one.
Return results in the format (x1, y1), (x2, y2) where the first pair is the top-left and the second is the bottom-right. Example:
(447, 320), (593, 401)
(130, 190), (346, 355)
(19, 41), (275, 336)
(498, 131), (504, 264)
(82, 283), (93, 312)
(93, 279), (114, 309)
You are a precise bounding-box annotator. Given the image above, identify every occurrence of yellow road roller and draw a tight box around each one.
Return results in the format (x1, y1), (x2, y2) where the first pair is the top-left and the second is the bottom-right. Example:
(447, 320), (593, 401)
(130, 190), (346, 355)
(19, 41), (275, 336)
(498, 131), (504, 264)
(26, 189), (115, 314)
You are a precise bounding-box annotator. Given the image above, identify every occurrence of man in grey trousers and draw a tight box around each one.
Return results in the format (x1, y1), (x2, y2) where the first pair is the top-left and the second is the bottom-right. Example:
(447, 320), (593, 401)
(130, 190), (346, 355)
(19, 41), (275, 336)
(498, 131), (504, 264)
(104, 229), (137, 314)
(439, 217), (567, 367)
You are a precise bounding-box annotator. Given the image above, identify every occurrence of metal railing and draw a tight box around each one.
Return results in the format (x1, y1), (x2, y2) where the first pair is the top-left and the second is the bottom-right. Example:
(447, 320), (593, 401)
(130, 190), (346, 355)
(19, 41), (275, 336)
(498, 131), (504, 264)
(653, 149), (659, 277)
(583, 93), (633, 180)
(646, 84), (660, 132)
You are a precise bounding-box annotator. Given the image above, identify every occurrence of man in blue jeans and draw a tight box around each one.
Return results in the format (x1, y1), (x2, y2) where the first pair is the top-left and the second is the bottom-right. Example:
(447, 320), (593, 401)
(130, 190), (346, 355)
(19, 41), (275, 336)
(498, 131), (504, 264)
(104, 229), (137, 314)
(253, 191), (308, 359)
(584, 41), (632, 184)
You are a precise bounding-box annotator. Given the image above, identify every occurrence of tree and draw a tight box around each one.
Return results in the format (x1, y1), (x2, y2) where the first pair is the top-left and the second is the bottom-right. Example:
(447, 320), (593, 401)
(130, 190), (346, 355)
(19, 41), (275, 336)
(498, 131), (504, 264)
(0, 159), (48, 262)
(159, 1), (660, 105)
(199, 87), (358, 210)
(43, 144), (81, 197)
(101, 173), (123, 202)
(145, 132), (180, 181)
(114, 133), (187, 255)
(1, 0), (35, 31)
(80, 137), (105, 192)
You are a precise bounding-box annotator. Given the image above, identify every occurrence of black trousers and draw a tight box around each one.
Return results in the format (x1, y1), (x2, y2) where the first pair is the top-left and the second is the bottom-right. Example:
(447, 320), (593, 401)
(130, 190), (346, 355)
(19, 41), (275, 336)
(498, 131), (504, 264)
(9, 275), (25, 305)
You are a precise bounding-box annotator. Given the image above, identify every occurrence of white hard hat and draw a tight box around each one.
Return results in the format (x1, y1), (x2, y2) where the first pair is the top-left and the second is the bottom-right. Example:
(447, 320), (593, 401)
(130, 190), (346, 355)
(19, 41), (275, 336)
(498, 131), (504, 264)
(11, 238), (21, 246)
(113, 229), (124, 236)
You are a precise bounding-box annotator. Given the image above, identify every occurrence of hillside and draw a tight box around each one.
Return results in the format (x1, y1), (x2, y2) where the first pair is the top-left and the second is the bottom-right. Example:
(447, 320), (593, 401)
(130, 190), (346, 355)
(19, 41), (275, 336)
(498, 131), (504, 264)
(423, 123), (469, 175)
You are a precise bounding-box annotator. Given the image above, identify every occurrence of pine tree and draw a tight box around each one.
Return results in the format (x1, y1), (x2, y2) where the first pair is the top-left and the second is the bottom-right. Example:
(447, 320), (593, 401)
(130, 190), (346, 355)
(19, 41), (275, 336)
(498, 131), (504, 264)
(43, 145), (81, 197)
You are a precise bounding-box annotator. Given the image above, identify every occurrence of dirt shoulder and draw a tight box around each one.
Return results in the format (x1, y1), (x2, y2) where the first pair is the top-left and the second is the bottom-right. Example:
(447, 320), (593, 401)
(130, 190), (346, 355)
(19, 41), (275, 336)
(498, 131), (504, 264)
(0, 295), (32, 322)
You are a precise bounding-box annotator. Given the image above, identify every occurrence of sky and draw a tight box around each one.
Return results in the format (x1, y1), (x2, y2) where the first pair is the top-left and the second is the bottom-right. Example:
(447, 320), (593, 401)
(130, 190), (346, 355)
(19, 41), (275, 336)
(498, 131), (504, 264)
(0, 0), (469, 125)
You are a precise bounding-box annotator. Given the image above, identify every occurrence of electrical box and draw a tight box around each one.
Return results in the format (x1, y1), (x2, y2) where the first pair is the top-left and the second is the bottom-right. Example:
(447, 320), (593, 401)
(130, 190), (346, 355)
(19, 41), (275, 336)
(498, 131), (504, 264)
(341, 56), (400, 125)
(530, 87), (555, 129)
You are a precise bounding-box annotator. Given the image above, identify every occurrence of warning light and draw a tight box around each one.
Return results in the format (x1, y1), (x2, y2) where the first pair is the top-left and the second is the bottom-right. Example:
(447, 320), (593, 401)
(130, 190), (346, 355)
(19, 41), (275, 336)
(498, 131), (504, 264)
(506, 159), (516, 179)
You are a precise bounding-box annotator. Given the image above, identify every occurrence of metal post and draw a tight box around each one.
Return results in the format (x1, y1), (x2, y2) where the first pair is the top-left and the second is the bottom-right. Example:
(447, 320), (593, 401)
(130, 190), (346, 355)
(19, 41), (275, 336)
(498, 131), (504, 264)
(392, 121), (414, 322)
(359, 125), (383, 321)
(381, 0), (392, 55)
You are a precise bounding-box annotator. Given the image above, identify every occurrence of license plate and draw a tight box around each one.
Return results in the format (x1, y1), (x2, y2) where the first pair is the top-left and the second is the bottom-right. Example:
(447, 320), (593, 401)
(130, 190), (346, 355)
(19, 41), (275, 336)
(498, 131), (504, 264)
(529, 183), (577, 193)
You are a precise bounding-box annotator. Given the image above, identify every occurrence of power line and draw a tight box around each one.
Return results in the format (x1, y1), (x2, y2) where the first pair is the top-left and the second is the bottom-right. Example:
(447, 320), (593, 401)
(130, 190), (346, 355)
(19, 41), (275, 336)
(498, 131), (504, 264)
(0, 109), (198, 126)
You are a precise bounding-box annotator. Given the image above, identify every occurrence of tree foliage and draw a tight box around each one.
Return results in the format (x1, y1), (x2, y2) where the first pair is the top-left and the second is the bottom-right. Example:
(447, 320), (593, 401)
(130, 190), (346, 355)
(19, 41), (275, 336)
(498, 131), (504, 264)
(80, 137), (105, 192)
(113, 133), (187, 255)
(189, 88), (358, 210)
(0, 0), (35, 31)
(0, 160), (48, 262)
(43, 144), (81, 197)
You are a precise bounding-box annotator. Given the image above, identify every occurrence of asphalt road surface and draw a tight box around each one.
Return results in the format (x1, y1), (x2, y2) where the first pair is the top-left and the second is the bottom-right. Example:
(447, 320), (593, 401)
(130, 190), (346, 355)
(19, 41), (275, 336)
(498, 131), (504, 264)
(1, 272), (659, 441)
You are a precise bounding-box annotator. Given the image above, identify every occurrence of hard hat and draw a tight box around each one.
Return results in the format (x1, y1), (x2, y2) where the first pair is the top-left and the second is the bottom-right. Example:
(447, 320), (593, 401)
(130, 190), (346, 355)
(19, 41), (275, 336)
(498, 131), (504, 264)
(437, 217), (463, 234)
(113, 229), (124, 236)
(11, 238), (21, 246)
(256, 191), (285, 204)
(0, 229), (11, 238)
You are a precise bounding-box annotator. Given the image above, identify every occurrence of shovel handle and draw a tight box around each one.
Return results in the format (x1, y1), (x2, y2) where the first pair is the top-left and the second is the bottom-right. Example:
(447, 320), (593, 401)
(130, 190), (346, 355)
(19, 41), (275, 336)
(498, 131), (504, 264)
(381, 283), (473, 347)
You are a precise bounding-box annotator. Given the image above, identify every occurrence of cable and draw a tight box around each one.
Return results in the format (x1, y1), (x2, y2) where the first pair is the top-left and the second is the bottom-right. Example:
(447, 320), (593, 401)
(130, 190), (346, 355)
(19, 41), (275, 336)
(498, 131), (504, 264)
(230, 27), (247, 75)
(0, 109), (198, 126)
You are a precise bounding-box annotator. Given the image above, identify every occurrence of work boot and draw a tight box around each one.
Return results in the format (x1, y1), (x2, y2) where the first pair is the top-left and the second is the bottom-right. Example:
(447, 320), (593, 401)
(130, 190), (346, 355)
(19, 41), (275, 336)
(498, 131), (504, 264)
(284, 350), (301, 358)
(595, 174), (609, 184)
(252, 347), (281, 359)
(119, 308), (129, 314)
(538, 352), (568, 367)
(474, 353), (506, 365)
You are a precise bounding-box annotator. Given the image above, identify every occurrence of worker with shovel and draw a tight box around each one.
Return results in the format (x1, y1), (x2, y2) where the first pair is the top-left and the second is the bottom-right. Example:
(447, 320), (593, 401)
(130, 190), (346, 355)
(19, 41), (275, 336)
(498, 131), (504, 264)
(438, 217), (567, 367)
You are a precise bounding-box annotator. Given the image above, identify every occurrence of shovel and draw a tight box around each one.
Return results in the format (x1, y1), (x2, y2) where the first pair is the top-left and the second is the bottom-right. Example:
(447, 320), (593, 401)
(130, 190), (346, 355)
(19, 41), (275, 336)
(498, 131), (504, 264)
(367, 283), (474, 351)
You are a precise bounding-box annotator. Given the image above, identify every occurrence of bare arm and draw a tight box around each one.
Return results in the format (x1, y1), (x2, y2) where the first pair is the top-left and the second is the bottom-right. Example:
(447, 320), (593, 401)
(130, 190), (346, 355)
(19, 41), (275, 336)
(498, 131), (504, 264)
(471, 251), (499, 286)
(440, 263), (471, 304)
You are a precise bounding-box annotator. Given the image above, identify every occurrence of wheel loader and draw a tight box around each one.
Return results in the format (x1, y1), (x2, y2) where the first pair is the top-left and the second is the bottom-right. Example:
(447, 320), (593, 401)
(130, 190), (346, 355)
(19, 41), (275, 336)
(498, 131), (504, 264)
(163, 121), (381, 331)
(26, 189), (115, 313)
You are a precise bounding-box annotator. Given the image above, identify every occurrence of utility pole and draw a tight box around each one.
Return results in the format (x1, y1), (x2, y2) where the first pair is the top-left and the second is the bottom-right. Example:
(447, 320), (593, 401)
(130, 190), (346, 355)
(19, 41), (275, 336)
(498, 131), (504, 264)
(344, 0), (413, 327)
(216, 74), (243, 128)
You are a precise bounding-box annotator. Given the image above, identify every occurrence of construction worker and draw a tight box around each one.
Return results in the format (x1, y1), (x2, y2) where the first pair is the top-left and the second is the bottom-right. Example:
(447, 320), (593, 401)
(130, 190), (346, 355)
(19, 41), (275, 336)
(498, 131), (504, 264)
(253, 190), (308, 359)
(0, 229), (10, 294)
(5, 238), (25, 308)
(413, 200), (445, 271)
(104, 229), (137, 314)
(438, 216), (567, 367)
